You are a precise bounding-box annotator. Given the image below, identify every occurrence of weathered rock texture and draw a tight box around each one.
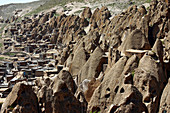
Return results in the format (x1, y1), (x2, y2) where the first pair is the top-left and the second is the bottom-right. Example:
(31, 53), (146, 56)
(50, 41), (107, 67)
(87, 57), (148, 113)
(35, 70), (85, 113)
(77, 47), (104, 84)
(134, 53), (167, 113)
(159, 78), (170, 113)
(1, 0), (170, 113)
(1, 83), (39, 113)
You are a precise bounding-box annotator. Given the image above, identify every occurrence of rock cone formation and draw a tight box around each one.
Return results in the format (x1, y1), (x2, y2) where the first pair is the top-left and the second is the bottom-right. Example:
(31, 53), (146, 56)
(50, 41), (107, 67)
(0, 0), (170, 113)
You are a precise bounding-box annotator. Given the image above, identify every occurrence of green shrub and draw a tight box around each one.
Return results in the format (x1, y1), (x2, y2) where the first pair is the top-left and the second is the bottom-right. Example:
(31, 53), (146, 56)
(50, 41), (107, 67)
(0, 57), (4, 60)
(131, 70), (135, 77)
(146, 0), (151, 3)
(4, 52), (16, 56)
(0, 43), (3, 47)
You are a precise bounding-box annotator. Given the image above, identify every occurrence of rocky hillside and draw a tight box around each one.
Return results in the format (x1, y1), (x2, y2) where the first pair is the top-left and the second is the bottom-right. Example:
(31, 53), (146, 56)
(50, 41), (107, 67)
(0, 0), (149, 52)
(0, 0), (149, 20)
(0, 0), (170, 113)
(0, 1), (45, 20)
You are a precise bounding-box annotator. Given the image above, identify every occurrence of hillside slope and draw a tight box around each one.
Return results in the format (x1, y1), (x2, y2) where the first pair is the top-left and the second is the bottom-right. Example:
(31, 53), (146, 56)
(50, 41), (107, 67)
(0, 1), (45, 19)
(0, 0), (150, 20)
(0, 0), (169, 113)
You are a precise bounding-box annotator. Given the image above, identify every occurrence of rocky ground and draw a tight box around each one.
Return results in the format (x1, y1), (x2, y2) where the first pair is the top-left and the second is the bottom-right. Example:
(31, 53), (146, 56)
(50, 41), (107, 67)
(0, 0), (170, 113)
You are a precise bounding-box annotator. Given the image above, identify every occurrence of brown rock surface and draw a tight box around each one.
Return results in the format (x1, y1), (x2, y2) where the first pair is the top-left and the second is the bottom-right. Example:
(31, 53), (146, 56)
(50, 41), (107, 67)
(133, 53), (167, 113)
(81, 7), (92, 19)
(1, 0), (170, 112)
(37, 85), (53, 113)
(84, 31), (100, 52)
(118, 29), (151, 55)
(36, 73), (84, 113)
(39, 14), (49, 24)
(88, 57), (147, 112)
(159, 78), (170, 113)
(164, 32), (170, 61)
(90, 6), (111, 28)
(84, 78), (102, 102)
(1, 83), (39, 113)
(58, 69), (77, 94)
(138, 5), (147, 16)
(51, 77), (85, 113)
(77, 47), (104, 84)
(107, 84), (148, 113)
(148, 0), (169, 41)
(152, 38), (164, 63)
(69, 43), (87, 76)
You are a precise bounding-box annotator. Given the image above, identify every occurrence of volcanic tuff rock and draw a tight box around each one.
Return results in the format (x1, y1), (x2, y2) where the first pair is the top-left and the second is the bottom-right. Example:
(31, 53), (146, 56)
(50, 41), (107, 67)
(1, 83), (39, 113)
(118, 29), (151, 55)
(159, 78), (170, 113)
(77, 47), (104, 84)
(81, 7), (92, 19)
(84, 78), (102, 102)
(51, 78), (85, 113)
(36, 71), (85, 113)
(89, 6), (111, 29)
(134, 53), (167, 113)
(0, 0), (170, 113)
(58, 69), (77, 94)
(152, 38), (164, 63)
(69, 43), (88, 76)
(87, 56), (148, 112)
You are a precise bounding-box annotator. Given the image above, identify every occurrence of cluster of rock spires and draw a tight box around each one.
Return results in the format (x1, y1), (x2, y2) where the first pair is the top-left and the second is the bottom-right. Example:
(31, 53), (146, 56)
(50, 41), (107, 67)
(0, 0), (170, 113)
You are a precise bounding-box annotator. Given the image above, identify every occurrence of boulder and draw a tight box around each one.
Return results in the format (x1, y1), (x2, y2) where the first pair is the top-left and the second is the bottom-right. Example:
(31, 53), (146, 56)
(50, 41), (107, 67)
(148, 0), (169, 41)
(88, 57), (147, 112)
(81, 7), (92, 19)
(1, 83), (39, 113)
(109, 34), (122, 49)
(84, 78), (102, 102)
(90, 6), (111, 27)
(84, 31), (101, 52)
(88, 57), (128, 112)
(79, 17), (89, 27)
(159, 78), (170, 113)
(138, 5), (147, 16)
(50, 31), (59, 44)
(133, 53), (167, 113)
(37, 85), (53, 113)
(69, 44), (87, 76)
(118, 29), (151, 55)
(60, 46), (70, 64)
(39, 14), (49, 24)
(152, 38), (163, 63)
(122, 54), (138, 75)
(107, 48), (121, 70)
(107, 85), (147, 113)
(51, 77), (86, 113)
(58, 69), (77, 94)
(77, 47), (104, 84)
(36, 74), (85, 113)
(49, 17), (57, 28)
